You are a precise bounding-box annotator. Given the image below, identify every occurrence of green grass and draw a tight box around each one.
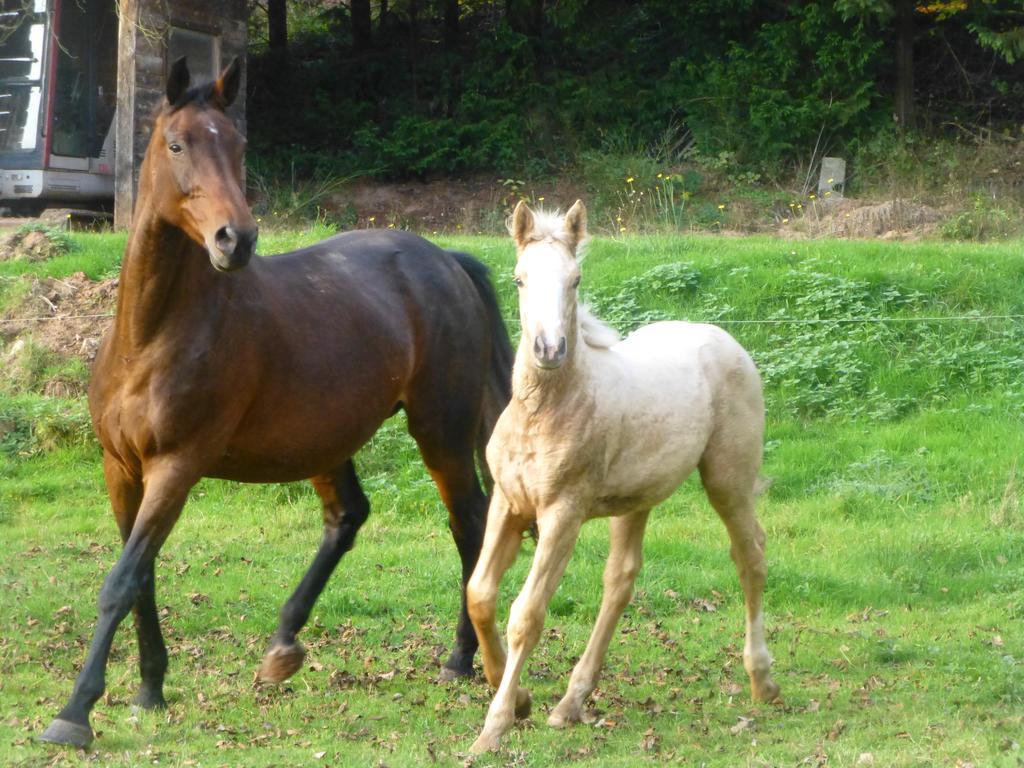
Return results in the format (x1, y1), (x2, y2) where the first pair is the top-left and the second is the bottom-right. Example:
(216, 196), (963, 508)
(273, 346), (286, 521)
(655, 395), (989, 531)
(1, 231), (1022, 766)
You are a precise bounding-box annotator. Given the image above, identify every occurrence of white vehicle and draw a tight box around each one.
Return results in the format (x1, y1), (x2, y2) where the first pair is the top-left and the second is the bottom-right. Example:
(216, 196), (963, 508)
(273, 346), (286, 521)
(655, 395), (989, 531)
(0, 0), (116, 212)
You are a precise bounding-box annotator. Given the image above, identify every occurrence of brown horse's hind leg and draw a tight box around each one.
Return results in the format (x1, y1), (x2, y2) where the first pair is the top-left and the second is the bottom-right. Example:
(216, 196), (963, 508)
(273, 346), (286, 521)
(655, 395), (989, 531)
(260, 460), (369, 683)
(405, 406), (489, 679)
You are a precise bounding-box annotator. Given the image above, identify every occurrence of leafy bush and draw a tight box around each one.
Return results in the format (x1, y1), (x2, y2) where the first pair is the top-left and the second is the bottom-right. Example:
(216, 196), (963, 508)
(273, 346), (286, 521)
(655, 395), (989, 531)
(673, 3), (884, 172)
(0, 395), (93, 456)
(583, 255), (1024, 421)
(940, 195), (1020, 241)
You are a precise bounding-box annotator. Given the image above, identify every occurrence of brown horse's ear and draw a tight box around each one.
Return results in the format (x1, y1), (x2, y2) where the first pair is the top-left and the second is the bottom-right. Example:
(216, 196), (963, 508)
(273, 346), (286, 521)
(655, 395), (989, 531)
(212, 57), (241, 109)
(166, 57), (191, 105)
(510, 200), (534, 249)
(564, 199), (587, 254)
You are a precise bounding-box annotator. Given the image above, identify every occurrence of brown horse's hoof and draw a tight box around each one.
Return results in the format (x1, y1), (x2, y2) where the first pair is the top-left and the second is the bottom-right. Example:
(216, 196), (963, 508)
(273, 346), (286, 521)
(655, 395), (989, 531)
(259, 641), (306, 683)
(438, 664), (474, 682)
(39, 718), (93, 748)
(514, 687), (532, 719)
(131, 689), (168, 711)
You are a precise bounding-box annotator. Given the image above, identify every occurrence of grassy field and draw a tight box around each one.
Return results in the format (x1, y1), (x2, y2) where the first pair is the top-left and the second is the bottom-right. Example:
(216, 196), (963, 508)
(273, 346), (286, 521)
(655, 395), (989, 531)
(1, 228), (1022, 767)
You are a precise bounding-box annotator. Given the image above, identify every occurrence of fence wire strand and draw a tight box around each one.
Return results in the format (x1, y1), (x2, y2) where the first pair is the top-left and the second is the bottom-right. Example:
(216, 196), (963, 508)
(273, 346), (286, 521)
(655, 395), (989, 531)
(1, 313), (1023, 326)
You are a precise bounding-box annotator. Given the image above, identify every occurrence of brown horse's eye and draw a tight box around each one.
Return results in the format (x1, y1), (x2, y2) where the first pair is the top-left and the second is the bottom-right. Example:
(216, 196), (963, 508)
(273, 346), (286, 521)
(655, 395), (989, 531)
(168, 142), (183, 155)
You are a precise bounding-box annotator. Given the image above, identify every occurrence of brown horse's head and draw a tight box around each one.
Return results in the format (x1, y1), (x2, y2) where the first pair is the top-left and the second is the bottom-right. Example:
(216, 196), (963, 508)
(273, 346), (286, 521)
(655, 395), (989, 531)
(147, 57), (257, 272)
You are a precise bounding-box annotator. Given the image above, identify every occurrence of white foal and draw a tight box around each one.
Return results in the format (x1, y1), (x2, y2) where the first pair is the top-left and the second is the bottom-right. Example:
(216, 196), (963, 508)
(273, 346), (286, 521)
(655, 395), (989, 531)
(466, 200), (780, 753)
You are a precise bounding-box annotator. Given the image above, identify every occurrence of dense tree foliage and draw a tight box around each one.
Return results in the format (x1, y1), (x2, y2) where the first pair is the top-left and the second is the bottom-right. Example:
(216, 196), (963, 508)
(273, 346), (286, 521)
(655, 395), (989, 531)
(245, 0), (1024, 180)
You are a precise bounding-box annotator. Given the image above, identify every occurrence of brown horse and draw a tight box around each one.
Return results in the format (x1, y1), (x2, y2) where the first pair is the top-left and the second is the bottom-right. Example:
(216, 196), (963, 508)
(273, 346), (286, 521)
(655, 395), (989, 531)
(39, 58), (513, 749)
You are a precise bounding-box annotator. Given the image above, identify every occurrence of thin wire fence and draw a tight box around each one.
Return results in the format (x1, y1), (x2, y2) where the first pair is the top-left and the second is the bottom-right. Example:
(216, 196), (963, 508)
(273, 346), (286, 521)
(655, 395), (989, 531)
(1, 312), (1022, 326)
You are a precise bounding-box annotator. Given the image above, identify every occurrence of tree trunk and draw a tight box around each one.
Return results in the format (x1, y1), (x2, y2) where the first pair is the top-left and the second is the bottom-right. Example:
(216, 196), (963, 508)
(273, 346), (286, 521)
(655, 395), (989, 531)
(894, 0), (914, 128)
(408, 0), (419, 106)
(443, 0), (459, 55)
(530, 0), (543, 39)
(442, 0), (460, 116)
(268, 0), (287, 53)
(351, 0), (373, 55)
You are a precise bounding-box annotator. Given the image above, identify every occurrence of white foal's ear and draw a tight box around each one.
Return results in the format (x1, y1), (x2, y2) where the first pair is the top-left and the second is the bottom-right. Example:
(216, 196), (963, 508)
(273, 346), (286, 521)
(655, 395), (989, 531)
(564, 199), (587, 255)
(510, 200), (535, 249)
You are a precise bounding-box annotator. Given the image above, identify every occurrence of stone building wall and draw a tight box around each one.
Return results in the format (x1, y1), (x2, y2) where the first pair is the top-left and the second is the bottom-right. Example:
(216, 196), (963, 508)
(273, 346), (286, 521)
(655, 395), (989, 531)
(114, 0), (247, 228)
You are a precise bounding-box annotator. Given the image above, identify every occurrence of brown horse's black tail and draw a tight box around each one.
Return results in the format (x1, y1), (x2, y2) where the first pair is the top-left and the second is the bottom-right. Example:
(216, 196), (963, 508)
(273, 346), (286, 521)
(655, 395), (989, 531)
(450, 251), (514, 493)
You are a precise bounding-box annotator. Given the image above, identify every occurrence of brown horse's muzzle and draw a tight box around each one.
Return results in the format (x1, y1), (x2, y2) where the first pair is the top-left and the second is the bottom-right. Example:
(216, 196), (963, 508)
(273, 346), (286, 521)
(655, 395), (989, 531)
(210, 224), (258, 272)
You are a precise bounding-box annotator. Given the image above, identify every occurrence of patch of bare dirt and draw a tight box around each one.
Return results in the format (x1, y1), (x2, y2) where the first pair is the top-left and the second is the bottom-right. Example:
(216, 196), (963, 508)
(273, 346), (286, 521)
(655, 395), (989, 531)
(0, 228), (69, 262)
(782, 198), (944, 240)
(1, 272), (117, 363)
(327, 176), (586, 231)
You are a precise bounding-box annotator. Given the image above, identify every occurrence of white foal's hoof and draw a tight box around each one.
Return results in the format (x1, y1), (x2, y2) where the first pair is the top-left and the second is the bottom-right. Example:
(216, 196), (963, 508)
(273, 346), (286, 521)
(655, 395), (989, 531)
(752, 675), (781, 703)
(547, 705), (579, 728)
(469, 730), (502, 754)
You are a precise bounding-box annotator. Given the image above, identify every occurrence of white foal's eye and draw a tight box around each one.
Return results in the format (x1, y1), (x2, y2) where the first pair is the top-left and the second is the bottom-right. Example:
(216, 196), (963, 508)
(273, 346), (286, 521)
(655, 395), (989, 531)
(514, 276), (524, 288)
(571, 275), (581, 289)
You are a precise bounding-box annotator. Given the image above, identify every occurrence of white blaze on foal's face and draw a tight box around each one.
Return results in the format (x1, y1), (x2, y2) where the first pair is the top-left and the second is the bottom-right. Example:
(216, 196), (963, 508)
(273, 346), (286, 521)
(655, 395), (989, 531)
(511, 200), (587, 369)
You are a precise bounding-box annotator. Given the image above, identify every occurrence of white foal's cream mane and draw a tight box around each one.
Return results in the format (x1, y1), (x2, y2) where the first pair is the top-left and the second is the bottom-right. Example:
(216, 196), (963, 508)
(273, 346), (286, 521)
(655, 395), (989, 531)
(509, 207), (615, 350)
(509, 207), (590, 254)
(579, 306), (619, 349)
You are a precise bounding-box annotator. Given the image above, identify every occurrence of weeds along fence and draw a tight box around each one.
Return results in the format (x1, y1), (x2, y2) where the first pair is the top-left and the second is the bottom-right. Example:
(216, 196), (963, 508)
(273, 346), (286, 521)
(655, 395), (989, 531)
(7, 311), (1020, 427)
(580, 262), (1024, 421)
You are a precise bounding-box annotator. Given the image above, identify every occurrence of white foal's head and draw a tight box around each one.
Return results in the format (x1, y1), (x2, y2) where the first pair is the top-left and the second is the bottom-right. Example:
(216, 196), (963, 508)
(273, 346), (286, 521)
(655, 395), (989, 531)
(509, 199), (588, 370)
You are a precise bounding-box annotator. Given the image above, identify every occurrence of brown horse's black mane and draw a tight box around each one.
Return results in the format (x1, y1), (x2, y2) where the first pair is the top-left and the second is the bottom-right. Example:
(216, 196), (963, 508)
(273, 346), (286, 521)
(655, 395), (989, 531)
(169, 82), (222, 112)
(157, 56), (239, 117)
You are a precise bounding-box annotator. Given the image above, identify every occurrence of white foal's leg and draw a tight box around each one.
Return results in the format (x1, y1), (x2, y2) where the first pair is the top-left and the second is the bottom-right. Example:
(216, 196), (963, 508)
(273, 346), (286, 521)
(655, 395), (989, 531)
(467, 489), (529, 691)
(549, 509), (650, 727)
(701, 474), (780, 703)
(470, 507), (583, 754)
(721, 510), (780, 701)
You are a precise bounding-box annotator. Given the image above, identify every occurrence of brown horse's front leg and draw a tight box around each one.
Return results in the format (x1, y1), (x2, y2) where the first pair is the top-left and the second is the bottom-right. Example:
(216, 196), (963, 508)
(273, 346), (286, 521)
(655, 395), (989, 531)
(40, 461), (194, 749)
(103, 453), (168, 711)
(260, 461), (370, 683)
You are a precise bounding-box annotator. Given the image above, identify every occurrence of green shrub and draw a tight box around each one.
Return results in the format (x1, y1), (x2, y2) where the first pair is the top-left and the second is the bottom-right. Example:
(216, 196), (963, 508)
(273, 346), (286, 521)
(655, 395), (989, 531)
(0, 395), (93, 456)
(940, 195), (1020, 241)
